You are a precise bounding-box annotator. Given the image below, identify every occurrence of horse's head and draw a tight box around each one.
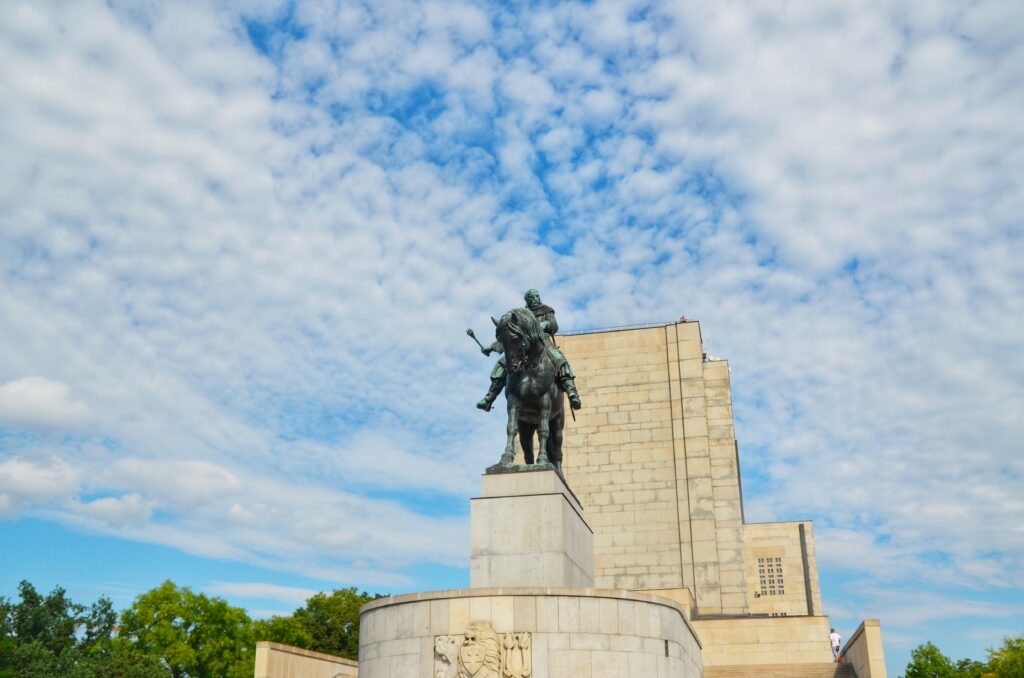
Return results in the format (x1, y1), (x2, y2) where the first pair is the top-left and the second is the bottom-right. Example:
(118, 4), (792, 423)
(496, 307), (545, 371)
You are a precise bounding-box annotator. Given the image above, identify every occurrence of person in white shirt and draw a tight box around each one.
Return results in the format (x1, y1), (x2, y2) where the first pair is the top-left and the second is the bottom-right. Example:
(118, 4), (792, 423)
(829, 628), (842, 662)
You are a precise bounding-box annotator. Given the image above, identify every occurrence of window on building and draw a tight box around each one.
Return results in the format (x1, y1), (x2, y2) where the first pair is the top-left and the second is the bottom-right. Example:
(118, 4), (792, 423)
(758, 557), (785, 596)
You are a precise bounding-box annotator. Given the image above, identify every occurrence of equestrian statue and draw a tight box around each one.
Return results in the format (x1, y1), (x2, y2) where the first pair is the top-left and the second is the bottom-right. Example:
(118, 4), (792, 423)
(467, 289), (582, 473)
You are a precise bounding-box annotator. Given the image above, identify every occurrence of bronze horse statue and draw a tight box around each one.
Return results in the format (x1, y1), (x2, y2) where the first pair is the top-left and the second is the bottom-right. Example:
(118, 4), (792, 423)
(489, 307), (565, 472)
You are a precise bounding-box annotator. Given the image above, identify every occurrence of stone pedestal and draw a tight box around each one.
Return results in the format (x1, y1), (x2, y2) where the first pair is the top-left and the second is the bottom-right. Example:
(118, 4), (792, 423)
(470, 467), (594, 588)
(359, 467), (703, 678)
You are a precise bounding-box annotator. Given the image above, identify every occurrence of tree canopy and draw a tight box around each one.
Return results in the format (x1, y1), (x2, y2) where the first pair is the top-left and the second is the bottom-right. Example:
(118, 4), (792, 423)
(0, 581), (169, 678)
(903, 636), (1024, 678)
(292, 587), (383, 660)
(119, 581), (255, 678)
(0, 579), (381, 678)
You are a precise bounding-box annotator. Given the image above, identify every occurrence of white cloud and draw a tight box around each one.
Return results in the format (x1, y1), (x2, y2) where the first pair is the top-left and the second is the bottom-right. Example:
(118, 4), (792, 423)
(0, 4), (1021, 664)
(76, 493), (155, 527)
(0, 377), (92, 430)
(834, 588), (1024, 635)
(501, 66), (556, 110)
(99, 459), (242, 508)
(0, 457), (80, 517)
(208, 581), (319, 604)
(33, 452), (466, 586)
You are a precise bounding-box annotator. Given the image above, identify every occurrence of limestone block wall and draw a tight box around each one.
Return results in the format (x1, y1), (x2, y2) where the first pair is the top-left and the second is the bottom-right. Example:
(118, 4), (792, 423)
(692, 616), (834, 666)
(560, 321), (749, 615)
(254, 641), (358, 678)
(559, 327), (685, 594)
(841, 620), (888, 678)
(744, 522), (824, 617)
(702, 358), (747, 615)
(358, 587), (702, 678)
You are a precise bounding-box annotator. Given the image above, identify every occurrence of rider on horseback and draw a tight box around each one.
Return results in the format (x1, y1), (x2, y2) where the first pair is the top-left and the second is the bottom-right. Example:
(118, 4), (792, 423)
(477, 289), (583, 412)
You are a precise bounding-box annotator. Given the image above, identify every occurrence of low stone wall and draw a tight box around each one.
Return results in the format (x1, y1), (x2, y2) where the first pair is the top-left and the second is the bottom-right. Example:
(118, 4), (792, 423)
(692, 615), (833, 666)
(641, 586), (694, 616)
(841, 619), (887, 678)
(359, 586), (702, 678)
(254, 641), (358, 678)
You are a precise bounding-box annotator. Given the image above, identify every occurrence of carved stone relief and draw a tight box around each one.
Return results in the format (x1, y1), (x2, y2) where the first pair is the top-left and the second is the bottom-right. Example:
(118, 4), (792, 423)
(435, 622), (532, 678)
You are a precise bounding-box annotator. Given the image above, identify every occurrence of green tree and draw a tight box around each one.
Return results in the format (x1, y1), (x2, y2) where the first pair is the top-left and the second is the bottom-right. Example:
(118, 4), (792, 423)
(292, 587), (382, 660)
(953, 657), (989, 678)
(6, 641), (59, 678)
(81, 596), (118, 650)
(906, 641), (957, 678)
(7, 581), (83, 658)
(987, 635), (1024, 678)
(0, 581), (168, 678)
(0, 594), (14, 678)
(254, 614), (314, 649)
(1, 578), (385, 676)
(0, 581), (86, 678)
(119, 580), (254, 678)
(74, 640), (173, 678)
(4, 639), (170, 678)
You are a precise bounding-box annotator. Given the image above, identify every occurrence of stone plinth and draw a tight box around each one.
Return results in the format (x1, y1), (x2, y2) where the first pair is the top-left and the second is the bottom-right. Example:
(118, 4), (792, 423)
(471, 467), (594, 588)
(358, 587), (703, 678)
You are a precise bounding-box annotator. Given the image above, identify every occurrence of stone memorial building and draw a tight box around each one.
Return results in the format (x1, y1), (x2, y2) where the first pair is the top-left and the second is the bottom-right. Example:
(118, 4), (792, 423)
(349, 318), (887, 678)
(557, 320), (886, 674)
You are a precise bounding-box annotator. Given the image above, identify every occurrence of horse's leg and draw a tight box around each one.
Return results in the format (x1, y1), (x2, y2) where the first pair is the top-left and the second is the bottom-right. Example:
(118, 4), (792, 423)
(536, 392), (551, 466)
(501, 394), (518, 466)
(519, 420), (536, 465)
(549, 400), (565, 473)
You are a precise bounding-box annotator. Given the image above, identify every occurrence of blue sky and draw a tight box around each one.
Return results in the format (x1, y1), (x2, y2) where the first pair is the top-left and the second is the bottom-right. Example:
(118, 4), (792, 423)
(1, 1), (1022, 675)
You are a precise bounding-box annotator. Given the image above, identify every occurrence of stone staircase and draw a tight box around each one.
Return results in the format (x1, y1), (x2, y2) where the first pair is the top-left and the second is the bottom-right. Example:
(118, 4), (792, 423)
(705, 663), (857, 678)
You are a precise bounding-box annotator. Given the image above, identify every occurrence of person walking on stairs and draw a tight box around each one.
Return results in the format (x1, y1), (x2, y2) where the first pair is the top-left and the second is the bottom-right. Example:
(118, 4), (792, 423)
(829, 627), (842, 662)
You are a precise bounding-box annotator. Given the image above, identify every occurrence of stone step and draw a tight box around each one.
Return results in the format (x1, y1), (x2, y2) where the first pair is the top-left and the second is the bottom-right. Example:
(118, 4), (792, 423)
(705, 662), (857, 678)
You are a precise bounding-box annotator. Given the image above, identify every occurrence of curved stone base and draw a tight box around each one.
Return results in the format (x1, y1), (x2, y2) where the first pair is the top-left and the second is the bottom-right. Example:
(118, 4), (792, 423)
(359, 587), (702, 678)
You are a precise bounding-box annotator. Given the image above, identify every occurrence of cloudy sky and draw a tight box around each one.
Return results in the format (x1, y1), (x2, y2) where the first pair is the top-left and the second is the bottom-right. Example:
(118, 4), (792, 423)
(1, 0), (1022, 673)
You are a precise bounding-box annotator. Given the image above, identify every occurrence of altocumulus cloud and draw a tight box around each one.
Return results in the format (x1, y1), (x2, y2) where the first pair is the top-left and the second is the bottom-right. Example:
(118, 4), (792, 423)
(0, 457), (80, 517)
(1, 0), (1022, 662)
(0, 377), (92, 429)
